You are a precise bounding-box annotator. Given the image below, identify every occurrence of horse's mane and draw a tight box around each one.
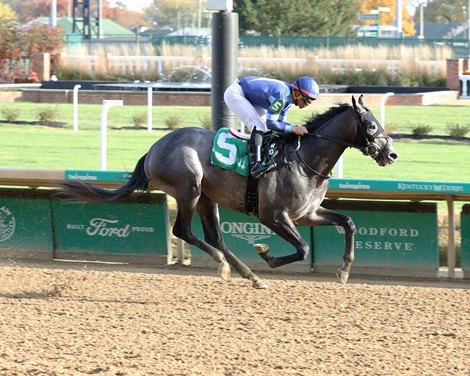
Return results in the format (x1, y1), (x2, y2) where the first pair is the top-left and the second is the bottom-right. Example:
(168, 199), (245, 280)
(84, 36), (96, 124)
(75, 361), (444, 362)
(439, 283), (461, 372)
(305, 103), (352, 132)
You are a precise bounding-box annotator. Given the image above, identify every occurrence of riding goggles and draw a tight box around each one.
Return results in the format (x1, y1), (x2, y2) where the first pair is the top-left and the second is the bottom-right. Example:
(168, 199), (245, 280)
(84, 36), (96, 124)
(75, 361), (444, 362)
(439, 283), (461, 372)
(302, 95), (316, 105)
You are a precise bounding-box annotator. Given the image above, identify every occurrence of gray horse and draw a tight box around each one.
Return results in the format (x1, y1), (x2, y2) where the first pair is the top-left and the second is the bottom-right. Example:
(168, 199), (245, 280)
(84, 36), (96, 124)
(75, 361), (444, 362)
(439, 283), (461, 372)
(59, 95), (398, 289)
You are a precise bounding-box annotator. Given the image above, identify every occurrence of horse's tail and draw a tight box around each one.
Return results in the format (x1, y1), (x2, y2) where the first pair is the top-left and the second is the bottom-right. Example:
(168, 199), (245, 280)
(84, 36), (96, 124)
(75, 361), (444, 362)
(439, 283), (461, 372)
(58, 154), (149, 202)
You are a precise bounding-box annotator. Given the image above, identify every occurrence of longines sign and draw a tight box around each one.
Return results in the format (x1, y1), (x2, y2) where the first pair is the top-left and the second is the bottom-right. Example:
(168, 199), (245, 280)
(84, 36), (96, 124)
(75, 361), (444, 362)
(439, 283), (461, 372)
(190, 207), (311, 263)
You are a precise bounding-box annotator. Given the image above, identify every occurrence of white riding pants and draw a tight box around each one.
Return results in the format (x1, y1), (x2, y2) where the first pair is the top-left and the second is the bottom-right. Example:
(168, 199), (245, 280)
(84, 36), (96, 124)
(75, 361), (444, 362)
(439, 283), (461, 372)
(224, 81), (268, 133)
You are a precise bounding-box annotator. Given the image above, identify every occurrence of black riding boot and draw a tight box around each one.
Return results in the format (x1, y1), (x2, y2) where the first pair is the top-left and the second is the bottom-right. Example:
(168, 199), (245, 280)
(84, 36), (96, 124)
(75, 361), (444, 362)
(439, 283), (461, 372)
(249, 130), (274, 179)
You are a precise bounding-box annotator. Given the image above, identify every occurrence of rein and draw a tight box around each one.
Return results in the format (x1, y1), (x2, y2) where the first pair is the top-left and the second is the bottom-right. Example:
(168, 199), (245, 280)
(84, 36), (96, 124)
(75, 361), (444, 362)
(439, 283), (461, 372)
(292, 108), (388, 178)
(306, 132), (369, 154)
(294, 148), (332, 179)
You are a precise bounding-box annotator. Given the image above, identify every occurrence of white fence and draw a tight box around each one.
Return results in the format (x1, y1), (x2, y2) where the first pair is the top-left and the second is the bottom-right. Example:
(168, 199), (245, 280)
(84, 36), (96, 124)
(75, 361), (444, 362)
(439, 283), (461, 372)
(57, 54), (446, 77)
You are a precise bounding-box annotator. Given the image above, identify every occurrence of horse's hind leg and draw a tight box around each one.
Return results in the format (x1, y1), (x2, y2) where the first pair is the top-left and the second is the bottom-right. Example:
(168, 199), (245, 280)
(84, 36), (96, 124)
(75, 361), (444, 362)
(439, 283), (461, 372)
(196, 194), (267, 289)
(172, 193), (231, 282)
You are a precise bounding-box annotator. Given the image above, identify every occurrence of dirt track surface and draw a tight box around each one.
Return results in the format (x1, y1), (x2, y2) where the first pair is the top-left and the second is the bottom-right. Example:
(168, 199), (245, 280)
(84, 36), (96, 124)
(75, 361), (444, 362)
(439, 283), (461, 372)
(0, 259), (469, 376)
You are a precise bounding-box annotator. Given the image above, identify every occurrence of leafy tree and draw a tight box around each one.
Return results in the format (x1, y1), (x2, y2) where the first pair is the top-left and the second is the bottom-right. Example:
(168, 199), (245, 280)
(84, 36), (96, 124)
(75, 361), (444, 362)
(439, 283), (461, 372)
(3, 0), (113, 22)
(0, 1), (16, 22)
(360, 0), (416, 36)
(109, 8), (150, 28)
(234, 0), (360, 36)
(146, 0), (207, 30)
(415, 0), (468, 23)
(0, 21), (63, 82)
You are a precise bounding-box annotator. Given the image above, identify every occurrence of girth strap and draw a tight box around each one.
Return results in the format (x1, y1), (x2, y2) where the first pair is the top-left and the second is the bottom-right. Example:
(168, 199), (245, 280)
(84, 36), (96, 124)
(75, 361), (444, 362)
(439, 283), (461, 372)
(245, 174), (259, 217)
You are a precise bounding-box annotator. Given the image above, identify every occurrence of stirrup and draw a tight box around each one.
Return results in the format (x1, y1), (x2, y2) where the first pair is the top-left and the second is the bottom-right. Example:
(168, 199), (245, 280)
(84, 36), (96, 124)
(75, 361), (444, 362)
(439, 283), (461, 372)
(250, 162), (276, 179)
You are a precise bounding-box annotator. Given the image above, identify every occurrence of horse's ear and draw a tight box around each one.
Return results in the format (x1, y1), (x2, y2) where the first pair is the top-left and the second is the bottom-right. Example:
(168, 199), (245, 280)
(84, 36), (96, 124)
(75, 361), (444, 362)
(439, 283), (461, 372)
(353, 94), (367, 113)
(358, 94), (365, 106)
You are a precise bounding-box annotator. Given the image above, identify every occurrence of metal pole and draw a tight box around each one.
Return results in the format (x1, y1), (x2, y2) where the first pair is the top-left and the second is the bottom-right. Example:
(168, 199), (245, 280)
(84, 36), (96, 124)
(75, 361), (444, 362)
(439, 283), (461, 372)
(197, 0), (202, 30)
(73, 84), (81, 132)
(380, 92), (395, 129)
(98, 0), (103, 39)
(468, 0), (470, 42)
(396, 0), (402, 37)
(50, 0), (57, 27)
(147, 87), (153, 134)
(419, 3), (424, 39)
(446, 196), (456, 278)
(211, 11), (239, 130)
(100, 100), (123, 170)
(336, 156), (343, 178)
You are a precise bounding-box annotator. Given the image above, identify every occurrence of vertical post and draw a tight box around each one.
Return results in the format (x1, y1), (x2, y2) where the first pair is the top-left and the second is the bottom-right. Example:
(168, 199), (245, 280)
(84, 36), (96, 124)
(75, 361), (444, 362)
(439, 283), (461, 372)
(419, 2), (424, 39)
(210, 2), (238, 130)
(396, 0), (402, 38)
(50, 0), (57, 27)
(336, 156), (343, 178)
(380, 92), (395, 129)
(73, 84), (81, 133)
(100, 100), (123, 171)
(468, 0), (470, 42)
(446, 196), (456, 278)
(147, 87), (153, 134)
(98, 0), (103, 39)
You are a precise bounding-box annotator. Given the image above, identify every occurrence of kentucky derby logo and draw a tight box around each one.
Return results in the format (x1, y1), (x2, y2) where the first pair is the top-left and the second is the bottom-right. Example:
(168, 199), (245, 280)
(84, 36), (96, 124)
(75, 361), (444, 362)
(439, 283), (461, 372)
(0, 206), (16, 242)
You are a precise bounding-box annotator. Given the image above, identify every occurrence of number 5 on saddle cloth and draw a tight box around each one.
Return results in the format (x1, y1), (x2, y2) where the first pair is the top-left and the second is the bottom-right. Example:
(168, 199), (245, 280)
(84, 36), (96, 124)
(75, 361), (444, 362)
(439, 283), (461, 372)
(211, 128), (280, 177)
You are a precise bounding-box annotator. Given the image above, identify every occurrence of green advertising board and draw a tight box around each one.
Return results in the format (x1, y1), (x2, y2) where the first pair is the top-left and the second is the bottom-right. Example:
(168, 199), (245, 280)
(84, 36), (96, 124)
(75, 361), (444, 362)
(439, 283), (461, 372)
(313, 200), (439, 276)
(65, 170), (131, 183)
(0, 189), (53, 258)
(51, 193), (170, 263)
(461, 204), (470, 277)
(190, 206), (312, 272)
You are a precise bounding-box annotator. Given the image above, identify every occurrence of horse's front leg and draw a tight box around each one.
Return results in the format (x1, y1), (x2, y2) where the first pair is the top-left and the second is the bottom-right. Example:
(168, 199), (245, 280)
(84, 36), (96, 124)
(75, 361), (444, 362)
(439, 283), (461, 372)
(256, 212), (310, 268)
(296, 206), (356, 284)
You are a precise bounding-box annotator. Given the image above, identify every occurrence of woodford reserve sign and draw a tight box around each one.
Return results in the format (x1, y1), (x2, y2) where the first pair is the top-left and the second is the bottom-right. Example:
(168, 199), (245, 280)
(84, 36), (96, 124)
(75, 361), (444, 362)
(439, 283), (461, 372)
(312, 200), (438, 277)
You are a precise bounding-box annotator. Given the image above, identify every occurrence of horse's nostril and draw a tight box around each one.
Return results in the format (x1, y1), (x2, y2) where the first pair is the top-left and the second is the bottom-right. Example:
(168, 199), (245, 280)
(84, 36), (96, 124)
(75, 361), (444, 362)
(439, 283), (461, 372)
(389, 153), (398, 160)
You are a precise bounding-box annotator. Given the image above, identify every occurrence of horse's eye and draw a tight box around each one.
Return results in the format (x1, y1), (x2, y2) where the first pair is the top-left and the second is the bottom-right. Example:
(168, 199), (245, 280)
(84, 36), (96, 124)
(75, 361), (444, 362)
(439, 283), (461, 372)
(367, 121), (378, 135)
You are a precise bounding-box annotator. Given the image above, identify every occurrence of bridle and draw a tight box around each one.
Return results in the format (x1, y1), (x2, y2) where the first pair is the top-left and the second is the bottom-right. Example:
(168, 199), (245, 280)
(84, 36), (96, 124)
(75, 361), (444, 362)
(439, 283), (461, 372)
(295, 106), (391, 178)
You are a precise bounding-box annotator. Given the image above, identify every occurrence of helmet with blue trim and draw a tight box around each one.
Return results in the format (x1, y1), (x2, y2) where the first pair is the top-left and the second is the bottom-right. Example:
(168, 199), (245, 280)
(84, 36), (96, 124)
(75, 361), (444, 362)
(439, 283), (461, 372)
(292, 76), (319, 101)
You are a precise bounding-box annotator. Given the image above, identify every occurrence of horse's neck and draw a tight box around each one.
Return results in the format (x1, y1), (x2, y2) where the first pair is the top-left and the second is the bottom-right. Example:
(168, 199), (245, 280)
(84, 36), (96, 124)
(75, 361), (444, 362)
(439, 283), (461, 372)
(302, 112), (357, 175)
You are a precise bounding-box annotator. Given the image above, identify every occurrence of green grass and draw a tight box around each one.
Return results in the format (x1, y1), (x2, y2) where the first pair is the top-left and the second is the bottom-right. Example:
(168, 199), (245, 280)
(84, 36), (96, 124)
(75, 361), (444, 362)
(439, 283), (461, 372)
(0, 102), (469, 182)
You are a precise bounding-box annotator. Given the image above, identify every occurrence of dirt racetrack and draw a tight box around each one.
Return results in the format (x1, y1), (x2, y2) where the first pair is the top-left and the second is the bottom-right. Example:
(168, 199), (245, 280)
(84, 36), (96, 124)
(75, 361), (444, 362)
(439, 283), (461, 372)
(0, 259), (469, 376)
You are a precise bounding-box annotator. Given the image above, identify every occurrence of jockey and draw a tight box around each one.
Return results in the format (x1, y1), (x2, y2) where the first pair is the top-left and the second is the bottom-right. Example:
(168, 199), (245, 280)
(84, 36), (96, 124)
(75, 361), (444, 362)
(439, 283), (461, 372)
(224, 75), (320, 178)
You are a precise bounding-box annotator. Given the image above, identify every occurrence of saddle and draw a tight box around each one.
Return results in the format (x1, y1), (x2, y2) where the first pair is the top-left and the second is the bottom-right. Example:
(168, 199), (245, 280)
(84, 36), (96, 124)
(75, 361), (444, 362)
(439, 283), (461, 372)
(211, 128), (298, 217)
(227, 128), (294, 172)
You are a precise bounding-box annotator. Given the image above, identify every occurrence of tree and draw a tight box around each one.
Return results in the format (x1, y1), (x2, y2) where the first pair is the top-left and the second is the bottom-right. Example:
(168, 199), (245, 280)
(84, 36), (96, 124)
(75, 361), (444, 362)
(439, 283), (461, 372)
(145, 0), (208, 30)
(109, 8), (150, 28)
(234, 0), (360, 36)
(416, 0), (468, 23)
(3, 0), (113, 22)
(0, 1), (16, 22)
(0, 21), (63, 82)
(360, 0), (416, 36)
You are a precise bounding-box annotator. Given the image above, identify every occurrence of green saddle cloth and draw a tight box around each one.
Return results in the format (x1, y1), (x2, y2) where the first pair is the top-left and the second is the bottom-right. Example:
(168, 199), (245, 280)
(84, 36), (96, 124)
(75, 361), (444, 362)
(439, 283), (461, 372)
(211, 128), (250, 176)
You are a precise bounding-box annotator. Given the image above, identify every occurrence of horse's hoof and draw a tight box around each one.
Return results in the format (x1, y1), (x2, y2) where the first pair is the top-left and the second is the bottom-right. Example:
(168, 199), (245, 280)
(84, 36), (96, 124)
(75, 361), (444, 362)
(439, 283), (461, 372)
(252, 278), (268, 289)
(218, 261), (231, 282)
(254, 243), (270, 255)
(336, 269), (349, 284)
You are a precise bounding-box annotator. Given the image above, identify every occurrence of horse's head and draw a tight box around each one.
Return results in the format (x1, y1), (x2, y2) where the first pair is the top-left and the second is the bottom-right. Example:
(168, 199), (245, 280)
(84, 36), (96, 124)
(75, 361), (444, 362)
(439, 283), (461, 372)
(352, 95), (398, 166)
